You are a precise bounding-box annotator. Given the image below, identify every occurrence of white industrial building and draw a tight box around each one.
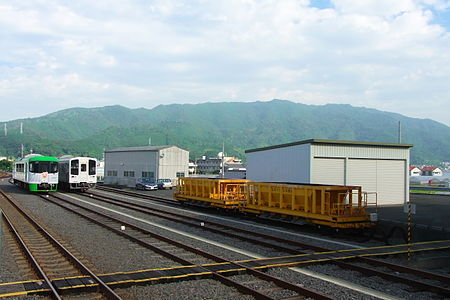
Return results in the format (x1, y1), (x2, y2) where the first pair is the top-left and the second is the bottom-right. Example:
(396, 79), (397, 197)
(104, 146), (189, 187)
(246, 139), (413, 205)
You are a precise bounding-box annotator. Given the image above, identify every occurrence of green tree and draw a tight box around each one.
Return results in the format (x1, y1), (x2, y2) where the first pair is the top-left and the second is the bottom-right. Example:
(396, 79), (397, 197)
(0, 160), (13, 171)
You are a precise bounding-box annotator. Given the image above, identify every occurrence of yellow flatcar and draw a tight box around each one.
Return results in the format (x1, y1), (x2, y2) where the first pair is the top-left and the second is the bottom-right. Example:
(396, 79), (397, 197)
(244, 182), (375, 228)
(175, 177), (250, 208)
(174, 178), (377, 229)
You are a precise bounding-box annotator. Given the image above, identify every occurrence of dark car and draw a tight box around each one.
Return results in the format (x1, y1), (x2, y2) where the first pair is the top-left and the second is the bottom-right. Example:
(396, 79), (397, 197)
(156, 181), (165, 190)
(135, 178), (158, 190)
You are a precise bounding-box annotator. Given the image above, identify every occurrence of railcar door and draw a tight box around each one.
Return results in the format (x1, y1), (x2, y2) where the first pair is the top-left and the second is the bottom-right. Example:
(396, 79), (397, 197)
(88, 159), (97, 184)
(78, 159), (89, 183)
(70, 159), (79, 185)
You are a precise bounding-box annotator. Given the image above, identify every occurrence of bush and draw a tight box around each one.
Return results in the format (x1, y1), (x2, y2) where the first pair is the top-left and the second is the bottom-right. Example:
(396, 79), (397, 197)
(0, 160), (13, 171)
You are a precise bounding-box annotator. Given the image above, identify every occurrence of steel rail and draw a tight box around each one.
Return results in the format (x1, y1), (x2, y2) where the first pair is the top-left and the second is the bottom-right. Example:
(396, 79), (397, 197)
(90, 188), (450, 296)
(45, 193), (333, 300)
(0, 190), (122, 300)
(96, 185), (176, 204)
(1, 211), (61, 300)
(87, 192), (302, 254)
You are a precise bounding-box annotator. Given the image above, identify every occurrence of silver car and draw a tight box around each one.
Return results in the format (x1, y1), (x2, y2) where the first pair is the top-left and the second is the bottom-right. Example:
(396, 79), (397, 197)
(157, 178), (173, 189)
(136, 178), (158, 190)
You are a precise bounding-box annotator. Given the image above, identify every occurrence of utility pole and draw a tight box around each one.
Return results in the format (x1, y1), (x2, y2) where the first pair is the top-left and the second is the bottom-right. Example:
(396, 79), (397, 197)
(148, 137), (151, 146)
(221, 141), (225, 178)
(4, 124), (6, 136)
(398, 121), (402, 143)
(20, 122), (23, 134)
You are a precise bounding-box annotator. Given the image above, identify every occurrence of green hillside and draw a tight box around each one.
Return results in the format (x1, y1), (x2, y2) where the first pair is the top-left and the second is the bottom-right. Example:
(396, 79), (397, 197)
(1, 100), (449, 164)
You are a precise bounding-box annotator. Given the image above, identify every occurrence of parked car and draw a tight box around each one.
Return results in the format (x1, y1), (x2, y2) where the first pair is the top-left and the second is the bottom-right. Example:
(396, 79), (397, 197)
(157, 178), (173, 189)
(136, 178), (158, 190)
(156, 181), (165, 190)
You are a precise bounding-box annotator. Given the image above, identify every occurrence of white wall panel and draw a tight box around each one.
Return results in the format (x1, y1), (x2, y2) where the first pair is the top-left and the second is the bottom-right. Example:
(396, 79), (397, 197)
(347, 159), (377, 193)
(347, 159), (406, 205)
(159, 147), (189, 180)
(312, 144), (409, 160)
(246, 144), (310, 183)
(311, 158), (345, 185)
(104, 151), (158, 187)
(376, 160), (406, 205)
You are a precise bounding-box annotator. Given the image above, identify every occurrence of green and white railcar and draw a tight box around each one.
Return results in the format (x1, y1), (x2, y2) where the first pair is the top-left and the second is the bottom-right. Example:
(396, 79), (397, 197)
(13, 154), (58, 192)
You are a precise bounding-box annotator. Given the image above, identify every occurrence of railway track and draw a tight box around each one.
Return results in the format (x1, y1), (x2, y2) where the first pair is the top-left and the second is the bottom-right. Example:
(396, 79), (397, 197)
(42, 192), (334, 300)
(0, 172), (10, 179)
(0, 189), (122, 299)
(96, 185), (177, 205)
(89, 187), (450, 298)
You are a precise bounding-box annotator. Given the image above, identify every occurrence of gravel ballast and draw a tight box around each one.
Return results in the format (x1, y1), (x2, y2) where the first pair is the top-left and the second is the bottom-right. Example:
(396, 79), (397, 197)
(2, 182), (449, 299)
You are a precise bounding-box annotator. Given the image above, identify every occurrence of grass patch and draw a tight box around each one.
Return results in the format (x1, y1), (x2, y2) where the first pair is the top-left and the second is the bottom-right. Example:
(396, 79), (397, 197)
(410, 190), (438, 194)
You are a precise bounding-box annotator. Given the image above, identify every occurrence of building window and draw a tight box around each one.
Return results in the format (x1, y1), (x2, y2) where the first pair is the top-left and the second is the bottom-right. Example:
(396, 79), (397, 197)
(176, 172), (185, 178)
(107, 170), (118, 176)
(142, 171), (154, 178)
(124, 171), (135, 177)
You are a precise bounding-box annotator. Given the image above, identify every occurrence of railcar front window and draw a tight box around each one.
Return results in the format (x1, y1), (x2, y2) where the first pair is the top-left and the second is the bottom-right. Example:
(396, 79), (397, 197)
(39, 162), (49, 173)
(89, 160), (96, 175)
(29, 161), (57, 173)
(50, 162), (58, 173)
(71, 160), (79, 175)
(29, 161), (43, 173)
(81, 164), (87, 172)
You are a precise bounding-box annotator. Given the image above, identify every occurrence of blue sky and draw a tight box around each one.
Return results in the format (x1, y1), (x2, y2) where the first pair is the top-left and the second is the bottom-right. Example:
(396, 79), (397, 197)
(1, 0), (450, 125)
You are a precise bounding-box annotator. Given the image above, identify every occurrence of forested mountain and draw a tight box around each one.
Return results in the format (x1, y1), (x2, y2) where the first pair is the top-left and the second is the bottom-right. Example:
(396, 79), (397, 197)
(1, 100), (449, 164)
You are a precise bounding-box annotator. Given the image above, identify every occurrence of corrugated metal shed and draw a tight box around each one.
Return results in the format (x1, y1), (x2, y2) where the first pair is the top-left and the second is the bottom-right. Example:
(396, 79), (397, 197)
(246, 139), (413, 205)
(104, 145), (189, 187)
(105, 146), (172, 152)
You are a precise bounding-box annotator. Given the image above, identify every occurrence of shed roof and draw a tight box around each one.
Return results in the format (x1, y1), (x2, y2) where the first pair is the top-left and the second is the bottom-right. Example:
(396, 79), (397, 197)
(245, 139), (413, 153)
(105, 145), (175, 153)
(421, 166), (440, 172)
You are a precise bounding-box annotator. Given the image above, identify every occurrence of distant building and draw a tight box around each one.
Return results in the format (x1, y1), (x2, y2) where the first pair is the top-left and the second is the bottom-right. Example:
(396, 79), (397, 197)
(442, 162), (450, 171)
(195, 153), (242, 174)
(409, 166), (421, 176)
(96, 160), (104, 182)
(224, 162), (246, 179)
(421, 166), (443, 176)
(104, 146), (189, 187)
(188, 161), (197, 174)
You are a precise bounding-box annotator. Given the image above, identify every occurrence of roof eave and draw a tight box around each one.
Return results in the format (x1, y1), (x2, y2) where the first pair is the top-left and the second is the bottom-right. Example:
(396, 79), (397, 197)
(245, 139), (414, 153)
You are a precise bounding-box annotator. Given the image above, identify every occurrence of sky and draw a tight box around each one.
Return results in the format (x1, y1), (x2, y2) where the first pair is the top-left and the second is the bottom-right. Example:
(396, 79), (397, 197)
(1, 0), (450, 125)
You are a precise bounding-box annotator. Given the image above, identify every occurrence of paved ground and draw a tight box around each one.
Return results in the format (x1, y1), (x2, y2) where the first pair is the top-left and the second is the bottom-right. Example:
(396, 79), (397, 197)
(370, 194), (450, 241)
(374, 194), (450, 229)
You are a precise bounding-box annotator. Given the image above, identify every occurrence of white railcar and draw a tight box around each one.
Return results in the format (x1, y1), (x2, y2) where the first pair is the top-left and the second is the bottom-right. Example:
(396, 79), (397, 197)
(58, 156), (97, 191)
(12, 154), (59, 192)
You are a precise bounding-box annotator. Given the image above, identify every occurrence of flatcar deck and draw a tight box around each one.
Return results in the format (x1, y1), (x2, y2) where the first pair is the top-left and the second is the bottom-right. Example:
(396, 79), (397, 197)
(2, 239), (449, 298)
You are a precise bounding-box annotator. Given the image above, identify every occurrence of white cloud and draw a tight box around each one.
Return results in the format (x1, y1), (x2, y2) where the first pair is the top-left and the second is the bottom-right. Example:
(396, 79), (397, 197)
(0, 0), (449, 125)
